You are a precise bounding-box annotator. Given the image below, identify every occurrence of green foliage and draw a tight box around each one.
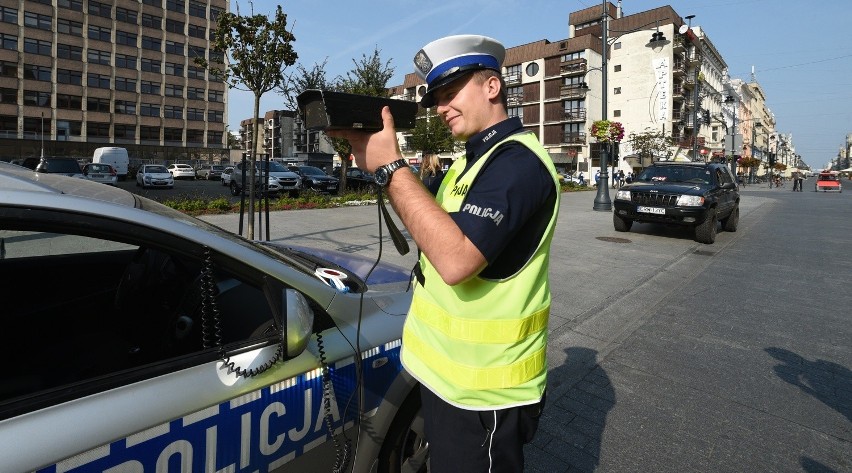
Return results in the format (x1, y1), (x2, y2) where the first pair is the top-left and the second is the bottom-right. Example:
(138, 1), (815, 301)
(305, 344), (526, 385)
(206, 197), (233, 212)
(408, 108), (458, 155)
(626, 128), (674, 161)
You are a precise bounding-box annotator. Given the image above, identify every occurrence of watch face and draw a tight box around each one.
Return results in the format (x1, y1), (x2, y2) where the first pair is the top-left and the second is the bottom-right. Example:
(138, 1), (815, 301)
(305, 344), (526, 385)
(375, 168), (389, 186)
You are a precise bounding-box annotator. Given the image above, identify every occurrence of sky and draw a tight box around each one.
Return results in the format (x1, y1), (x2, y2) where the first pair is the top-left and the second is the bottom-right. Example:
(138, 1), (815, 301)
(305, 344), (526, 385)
(227, 0), (852, 170)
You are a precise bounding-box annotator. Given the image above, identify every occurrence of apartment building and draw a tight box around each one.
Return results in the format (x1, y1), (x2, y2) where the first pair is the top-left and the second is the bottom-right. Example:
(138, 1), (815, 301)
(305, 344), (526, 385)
(0, 0), (228, 164)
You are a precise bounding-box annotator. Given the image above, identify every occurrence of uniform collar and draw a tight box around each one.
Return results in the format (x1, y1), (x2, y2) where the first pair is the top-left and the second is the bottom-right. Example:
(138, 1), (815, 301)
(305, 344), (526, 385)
(464, 117), (524, 161)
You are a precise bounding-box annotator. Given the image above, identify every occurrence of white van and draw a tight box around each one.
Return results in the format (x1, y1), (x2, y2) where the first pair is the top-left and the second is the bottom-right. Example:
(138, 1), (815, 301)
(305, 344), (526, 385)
(92, 147), (129, 181)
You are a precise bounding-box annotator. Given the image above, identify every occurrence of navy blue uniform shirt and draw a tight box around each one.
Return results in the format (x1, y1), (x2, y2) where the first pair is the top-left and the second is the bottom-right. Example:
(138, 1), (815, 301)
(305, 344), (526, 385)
(449, 117), (556, 279)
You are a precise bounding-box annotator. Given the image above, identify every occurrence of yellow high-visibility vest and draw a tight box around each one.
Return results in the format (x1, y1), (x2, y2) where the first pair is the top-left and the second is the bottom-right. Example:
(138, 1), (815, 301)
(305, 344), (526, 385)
(401, 132), (561, 409)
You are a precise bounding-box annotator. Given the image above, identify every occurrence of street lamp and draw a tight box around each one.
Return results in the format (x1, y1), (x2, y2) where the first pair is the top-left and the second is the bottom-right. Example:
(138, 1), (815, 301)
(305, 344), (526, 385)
(724, 94), (737, 179)
(589, 0), (670, 211)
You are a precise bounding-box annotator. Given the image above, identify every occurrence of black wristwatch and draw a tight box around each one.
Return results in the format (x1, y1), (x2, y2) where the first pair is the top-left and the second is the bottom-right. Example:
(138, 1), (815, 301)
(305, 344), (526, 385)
(374, 159), (408, 187)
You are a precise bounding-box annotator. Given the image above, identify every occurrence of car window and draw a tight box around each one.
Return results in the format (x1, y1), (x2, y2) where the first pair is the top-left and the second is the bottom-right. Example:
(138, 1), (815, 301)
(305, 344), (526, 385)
(41, 159), (81, 173)
(146, 165), (168, 173)
(0, 216), (282, 412)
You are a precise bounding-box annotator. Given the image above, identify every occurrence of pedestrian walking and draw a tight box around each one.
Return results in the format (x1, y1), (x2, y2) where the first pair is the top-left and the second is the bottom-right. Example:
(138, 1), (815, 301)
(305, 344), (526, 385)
(578, 171), (585, 186)
(595, 170), (601, 187)
(328, 34), (560, 473)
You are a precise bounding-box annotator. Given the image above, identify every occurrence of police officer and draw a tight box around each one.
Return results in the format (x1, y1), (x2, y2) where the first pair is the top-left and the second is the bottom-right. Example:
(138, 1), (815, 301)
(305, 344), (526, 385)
(329, 34), (560, 472)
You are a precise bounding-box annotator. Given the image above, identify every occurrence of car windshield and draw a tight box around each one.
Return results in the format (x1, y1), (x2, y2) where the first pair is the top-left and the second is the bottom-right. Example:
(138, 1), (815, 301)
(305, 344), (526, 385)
(636, 166), (710, 184)
(146, 166), (168, 173)
(299, 166), (327, 176)
(819, 174), (837, 181)
(212, 165), (225, 171)
(43, 159), (81, 173)
(259, 161), (288, 172)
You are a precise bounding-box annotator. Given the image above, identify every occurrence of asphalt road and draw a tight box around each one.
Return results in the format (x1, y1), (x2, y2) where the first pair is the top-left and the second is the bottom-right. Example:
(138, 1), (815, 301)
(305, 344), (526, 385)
(196, 183), (851, 472)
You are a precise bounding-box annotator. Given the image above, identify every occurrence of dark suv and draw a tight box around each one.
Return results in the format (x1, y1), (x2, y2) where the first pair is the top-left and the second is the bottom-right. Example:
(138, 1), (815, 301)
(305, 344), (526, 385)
(612, 162), (740, 244)
(34, 157), (84, 178)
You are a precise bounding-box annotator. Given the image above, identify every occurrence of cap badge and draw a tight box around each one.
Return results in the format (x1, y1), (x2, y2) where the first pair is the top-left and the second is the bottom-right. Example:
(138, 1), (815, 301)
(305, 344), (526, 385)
(414, 50), (432, 76)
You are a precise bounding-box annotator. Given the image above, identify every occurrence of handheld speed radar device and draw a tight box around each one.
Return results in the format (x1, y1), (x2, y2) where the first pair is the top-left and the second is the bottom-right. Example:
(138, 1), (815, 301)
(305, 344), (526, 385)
(296, 89), (418, 131)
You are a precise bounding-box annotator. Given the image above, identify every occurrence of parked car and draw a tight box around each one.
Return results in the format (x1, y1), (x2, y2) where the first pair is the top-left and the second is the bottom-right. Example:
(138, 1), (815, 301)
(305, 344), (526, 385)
(221, 166), (234, 186)
(0, 161), (423, 473)
(92, 147), (129, 181)
(334, 167), (376, 191)
(166, 163), (196, 180)
(230, 160), (301, 197)
(288, 165), (339, 194)
(81, 162), (118, 186)
(10, 157), (39, 170)
(612, 161), (740, 244)
(196, 163), (227, 180)
(559, 172), (584, 185)
(136, 164), (175, 189)
(34, 156), (85, 178)
(814, 171), (842, 192)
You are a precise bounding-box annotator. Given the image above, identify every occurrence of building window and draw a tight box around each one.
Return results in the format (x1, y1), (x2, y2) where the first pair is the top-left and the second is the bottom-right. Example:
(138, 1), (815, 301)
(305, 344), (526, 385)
(115, 100), (137, 115)
(207, 110), (223, 122)
(504, 64), (521, 83)
(210, 7), (223, 20)
(115, 53), (137, 69)
(561, 51), (585, 62)
(187, 66), (205, 80)
(116, 30), (137, 46)
(88, 1), (111, 19)
(87, 97), (110, 113)
(141, 13), (161, 28)
(1, 7), (17, 24)
(613, 110), (621, 117)
(208, 131), (223, 145)
(614, 64), (621, 72)
(0, 60), (16, 77)
(166, 19), (184, 34)
(141, 58), (161, 73)
(115, 77), (136, 92)
(187, 129), (204, 143)
(189, 1), (206, 18)
(142, 36), (161, 51)
(508, 107), (522, 120)
(188, 45), (205, 60)
(58, 19), (84, 36)
(166, 0), (185, 14)
(0, 33), (17, 51)
(186, 86), (204, 99)
(164, 105), (183, 119)
(24, 38), (52, 56)
(141, 80), (161, 95)
(208, 50), (224, 63)
(87, 73), (111, 89)
(0, 115), (16, 134)
(165, 84), (183, 97)
(525, 62), (539, 77)
(24, 12), (52, 31)
(87, 121), (111, 137)
(88, 25), (111, 42)
(23, 90), (51, 107)
(208, 89), (224, 103)
(140, 125), (159, 140)
(116, 7), (137, 25)
(614, 42), (622, 49)
(0, 87), (17, 104)
(114, 124), (136, 139)
(164, 127), (182, 141)
(57, 0), (83, 12)
(140, 103), (160, 117)
(613, 87), (621, 95)
(56, 94), (82, 110)
(57, 68), (82, 85)
(142, 0), (161, 6)
(188, 24), (205, 39)
(165, 40), (184, 55)
(165, 62), (184, 77)
(87, 48), (111, 66)
(24, 64), (51, 81)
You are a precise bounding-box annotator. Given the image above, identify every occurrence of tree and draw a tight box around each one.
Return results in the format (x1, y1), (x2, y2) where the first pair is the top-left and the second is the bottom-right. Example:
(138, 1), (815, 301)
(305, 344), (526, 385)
(197, 4), (297, 240)
(330, 47), (395, 192)
(408, 108), (458, 157)
(626, 128), (674, 168)
(280, 60), (331, 112)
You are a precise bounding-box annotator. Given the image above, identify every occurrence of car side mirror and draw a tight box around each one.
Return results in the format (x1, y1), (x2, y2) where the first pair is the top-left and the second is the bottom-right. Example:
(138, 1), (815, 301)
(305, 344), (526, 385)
(284, 289), (314, 357)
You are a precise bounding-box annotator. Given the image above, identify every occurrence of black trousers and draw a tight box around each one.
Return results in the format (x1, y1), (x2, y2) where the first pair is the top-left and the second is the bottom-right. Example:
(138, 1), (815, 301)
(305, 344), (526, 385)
(420, 384), (545, 473)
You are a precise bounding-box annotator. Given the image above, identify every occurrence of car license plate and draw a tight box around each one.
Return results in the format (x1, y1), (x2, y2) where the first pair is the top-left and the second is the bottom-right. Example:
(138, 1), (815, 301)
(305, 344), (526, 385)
(637, 206), (665, 215)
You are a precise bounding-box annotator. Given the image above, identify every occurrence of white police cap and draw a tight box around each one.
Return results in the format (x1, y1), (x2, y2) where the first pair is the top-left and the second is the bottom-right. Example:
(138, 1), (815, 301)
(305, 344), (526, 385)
(413, 34), (505, 108)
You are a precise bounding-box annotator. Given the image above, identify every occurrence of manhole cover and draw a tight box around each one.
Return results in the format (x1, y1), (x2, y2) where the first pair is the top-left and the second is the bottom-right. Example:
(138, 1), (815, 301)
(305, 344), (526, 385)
(596, 236), (631, 243)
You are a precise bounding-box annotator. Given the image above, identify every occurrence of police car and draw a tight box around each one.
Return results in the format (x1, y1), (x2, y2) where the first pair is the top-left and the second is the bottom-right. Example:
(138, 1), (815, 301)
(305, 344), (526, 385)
(0, 162), (426, 472)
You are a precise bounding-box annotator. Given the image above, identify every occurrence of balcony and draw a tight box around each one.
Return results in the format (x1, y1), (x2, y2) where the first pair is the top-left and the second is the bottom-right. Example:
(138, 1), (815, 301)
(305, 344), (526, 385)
(560, 84), (587, 98)
(562, 132), (586, 145)
(563, 109), (587, 121)
(560, 59), (587, 76)
(672, 59), (686, 75)
(504, 72), (521, 84)
(686, 50), (701, 65)
(507, 92), (523, 106)
(673, 35), (686, 51)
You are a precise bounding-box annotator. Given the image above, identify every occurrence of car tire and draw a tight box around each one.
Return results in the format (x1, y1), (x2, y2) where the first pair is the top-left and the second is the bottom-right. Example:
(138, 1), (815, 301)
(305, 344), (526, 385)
(721, 205), (739, 232)
(230, 181), (240, 196)
(694, 208), (717, 244)
(377, 388), (428, 473)
(613, 213), (633, 232)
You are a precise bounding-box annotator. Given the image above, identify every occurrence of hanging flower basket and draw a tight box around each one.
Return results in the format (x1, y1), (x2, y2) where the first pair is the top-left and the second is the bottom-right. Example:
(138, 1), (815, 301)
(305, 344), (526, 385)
(590, 120), (625, 143)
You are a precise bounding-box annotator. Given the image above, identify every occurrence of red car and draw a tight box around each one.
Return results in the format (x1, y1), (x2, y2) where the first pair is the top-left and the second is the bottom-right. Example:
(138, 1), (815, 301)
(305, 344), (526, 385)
(815, 171), (842, 192)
